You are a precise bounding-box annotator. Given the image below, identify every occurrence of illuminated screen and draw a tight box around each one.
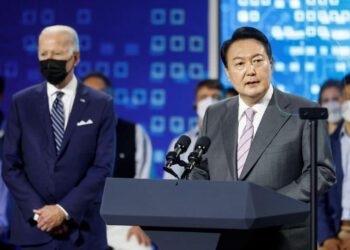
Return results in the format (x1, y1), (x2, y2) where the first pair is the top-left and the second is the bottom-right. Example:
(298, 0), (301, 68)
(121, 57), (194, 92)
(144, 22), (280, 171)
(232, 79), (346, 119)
(220, 0), (350, 101)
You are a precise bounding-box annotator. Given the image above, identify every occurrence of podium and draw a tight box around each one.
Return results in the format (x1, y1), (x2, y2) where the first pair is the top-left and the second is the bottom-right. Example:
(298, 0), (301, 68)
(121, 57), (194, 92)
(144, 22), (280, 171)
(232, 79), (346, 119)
(100, 178), (309, 250)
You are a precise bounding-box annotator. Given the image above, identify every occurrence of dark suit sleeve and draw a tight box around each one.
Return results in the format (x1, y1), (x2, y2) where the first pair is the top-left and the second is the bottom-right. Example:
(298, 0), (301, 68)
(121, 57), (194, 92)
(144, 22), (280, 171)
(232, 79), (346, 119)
(58, 98), (115, 224)
(189, 108), (210, 180)
(318, 192), (337, 245)
(277, 119), (336, 202)
(2, 97), (45, 221)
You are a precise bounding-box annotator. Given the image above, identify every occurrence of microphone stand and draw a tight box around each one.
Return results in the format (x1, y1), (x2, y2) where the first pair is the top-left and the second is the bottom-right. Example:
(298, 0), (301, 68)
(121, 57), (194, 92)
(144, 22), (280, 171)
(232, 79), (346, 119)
(299, 107), (328, 250)
(181, 151), (201, 180)
(180, 168), (191, 180)
(163, 159), (188, 179)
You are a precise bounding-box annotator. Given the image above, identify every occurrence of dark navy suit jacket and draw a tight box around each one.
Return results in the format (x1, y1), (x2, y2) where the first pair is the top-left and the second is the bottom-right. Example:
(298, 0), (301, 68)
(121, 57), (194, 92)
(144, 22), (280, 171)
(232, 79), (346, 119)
(318, 123), (343, 245)
(2, 82), (115, 248)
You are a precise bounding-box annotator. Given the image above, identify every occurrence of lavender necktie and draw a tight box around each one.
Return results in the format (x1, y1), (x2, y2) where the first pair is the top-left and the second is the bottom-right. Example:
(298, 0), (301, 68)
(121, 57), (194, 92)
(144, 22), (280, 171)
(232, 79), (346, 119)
(237, 108), (255, 177)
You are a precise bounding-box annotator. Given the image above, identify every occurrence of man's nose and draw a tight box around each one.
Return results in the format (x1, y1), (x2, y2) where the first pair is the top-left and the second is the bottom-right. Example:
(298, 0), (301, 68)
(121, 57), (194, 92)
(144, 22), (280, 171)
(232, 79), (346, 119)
(246, 63), (256, 75)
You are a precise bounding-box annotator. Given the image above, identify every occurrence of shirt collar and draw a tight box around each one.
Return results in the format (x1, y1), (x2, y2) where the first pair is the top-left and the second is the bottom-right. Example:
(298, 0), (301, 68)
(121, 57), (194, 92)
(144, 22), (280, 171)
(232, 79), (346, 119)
(238, 83), (274, 120)
(340, 124), (349, 139)
(47, 75), (78, 98)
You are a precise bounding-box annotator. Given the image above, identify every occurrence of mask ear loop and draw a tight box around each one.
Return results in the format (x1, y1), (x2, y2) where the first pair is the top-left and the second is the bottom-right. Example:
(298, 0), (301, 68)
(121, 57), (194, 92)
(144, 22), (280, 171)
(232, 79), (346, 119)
(65, 53), (76, 75)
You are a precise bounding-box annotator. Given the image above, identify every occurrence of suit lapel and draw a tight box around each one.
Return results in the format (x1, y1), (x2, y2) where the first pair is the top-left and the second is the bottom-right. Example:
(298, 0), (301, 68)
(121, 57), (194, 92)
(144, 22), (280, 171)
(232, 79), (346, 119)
(38, 83), (56, 156)
(221, 97), (239, 180)
(58, 83), (89, 157)
(239, 88), (291, 180)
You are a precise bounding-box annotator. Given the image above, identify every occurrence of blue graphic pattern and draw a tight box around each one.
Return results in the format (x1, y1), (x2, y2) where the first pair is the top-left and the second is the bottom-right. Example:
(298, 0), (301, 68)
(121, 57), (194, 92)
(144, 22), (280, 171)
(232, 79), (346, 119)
(220, 0), (350, 101)
(0, 1), (208, 178)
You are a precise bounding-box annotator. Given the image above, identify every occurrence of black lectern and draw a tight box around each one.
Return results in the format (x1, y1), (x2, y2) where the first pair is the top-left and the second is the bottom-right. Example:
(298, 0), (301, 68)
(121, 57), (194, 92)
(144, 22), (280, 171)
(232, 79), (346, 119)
(100, 178), (309, 250)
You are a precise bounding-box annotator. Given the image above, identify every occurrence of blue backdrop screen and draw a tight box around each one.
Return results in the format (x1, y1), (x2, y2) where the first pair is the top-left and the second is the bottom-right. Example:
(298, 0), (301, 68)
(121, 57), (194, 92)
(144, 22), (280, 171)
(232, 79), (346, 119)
(220, 0), (350, 100)
(0, 1), (208, 178)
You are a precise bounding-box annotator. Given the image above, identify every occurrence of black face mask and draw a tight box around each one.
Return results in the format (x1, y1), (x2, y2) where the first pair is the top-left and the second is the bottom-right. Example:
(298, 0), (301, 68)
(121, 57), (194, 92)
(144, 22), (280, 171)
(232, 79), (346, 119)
(40, 57), (73, 85)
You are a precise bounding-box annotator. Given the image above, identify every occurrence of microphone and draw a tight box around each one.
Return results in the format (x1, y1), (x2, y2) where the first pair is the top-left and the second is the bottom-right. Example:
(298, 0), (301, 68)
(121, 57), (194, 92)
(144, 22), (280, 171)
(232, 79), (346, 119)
(164, 135), (191, 169)
(186, 136), (211, 173)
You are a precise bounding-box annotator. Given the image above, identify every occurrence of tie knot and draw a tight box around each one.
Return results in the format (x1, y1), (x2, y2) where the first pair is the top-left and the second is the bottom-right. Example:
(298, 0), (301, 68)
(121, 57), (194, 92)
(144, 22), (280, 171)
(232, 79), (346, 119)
(245, 108), (255, 122)
(56, 91), (64, 99)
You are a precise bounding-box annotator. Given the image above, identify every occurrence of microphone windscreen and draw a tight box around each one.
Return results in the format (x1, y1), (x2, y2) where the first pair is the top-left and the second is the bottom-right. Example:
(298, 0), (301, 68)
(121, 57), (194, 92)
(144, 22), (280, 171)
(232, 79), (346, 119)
(194, 136), (211, 153)
(174, 135), (192, 153)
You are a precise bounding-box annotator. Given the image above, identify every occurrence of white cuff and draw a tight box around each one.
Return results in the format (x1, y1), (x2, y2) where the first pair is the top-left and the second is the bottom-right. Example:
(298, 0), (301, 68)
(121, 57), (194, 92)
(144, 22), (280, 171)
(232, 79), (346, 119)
(33, 213), (39, 221)
(341, 208), (350, 220)
(56, 204), (70, 220)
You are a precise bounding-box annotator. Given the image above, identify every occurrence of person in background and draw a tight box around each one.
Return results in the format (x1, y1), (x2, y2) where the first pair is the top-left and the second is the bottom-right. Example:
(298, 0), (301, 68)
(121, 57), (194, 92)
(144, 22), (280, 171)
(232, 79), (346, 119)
(318, 73), (350, 250)
(0, 161), (14, 250)
(83, 72), (152, 179)
(0, 76), (5, 130)
(225, 87), (238, 98)
(163, 79), (223, 179)
(0, 76), (16, 250)
(83, 72), (152, 250)
(2, 25), (115, 250)
(318, 79), (343, 135)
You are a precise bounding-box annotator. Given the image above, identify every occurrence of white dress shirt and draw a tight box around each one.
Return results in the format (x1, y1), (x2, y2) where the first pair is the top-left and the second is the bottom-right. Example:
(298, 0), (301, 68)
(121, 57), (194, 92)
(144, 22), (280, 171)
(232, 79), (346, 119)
(47, 75), (78, 129)
(135, 124), (153, 179)
(340, 125), (350, 220)
(238, 84), (273, 140)
(37, 75), (78, 221)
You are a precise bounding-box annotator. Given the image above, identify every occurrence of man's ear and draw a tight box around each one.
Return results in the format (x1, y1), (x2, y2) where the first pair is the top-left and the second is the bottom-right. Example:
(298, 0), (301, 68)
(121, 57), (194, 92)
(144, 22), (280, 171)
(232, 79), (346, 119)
(224, 67), (231, 82)
(269, 57), (274, 71)
(74, 52), (80, 66)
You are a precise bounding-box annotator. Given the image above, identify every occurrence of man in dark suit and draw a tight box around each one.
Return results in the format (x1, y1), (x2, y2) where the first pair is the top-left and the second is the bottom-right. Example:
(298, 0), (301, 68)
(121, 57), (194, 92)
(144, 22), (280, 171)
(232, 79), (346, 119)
(318, 74), (350, 250)
(2, 25), (115, 249)
(190, 26), (336, 249)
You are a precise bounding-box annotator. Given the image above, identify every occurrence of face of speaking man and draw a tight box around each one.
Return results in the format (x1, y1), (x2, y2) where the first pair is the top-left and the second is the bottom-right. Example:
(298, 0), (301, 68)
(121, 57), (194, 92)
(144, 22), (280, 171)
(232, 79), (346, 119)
(224, 38), (273, 106)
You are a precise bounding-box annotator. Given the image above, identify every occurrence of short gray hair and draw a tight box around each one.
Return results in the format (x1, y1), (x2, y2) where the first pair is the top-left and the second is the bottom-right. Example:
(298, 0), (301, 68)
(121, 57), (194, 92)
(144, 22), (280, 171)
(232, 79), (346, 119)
(39, 25), (80, 53)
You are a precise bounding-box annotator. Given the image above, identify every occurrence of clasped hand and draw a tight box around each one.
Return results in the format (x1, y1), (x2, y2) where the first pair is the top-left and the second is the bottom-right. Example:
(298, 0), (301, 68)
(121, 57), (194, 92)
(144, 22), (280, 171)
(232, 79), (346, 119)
(33, 205), (66, 233)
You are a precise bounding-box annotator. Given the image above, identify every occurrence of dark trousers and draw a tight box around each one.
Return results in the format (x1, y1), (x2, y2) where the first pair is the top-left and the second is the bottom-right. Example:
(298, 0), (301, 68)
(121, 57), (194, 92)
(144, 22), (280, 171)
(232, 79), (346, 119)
(0, 241), (17, 250)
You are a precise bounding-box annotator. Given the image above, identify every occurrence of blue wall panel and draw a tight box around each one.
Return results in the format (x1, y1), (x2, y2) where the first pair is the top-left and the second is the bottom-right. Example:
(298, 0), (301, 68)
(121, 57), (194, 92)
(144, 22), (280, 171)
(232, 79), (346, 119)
(0, 0), (209, 178)
(220, 0), (350, 101)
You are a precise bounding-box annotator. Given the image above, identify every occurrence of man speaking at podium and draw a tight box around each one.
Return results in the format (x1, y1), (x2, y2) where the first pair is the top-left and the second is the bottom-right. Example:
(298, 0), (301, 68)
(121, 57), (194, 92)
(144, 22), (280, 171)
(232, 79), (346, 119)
(189, 26), (336, 250)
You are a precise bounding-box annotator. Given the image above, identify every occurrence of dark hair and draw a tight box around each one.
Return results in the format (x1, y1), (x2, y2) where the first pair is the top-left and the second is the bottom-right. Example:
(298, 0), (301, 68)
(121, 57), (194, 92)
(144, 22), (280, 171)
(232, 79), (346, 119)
(195, 79), (224, 95)
(220, 26), (273, 68)
(82, 72), (111, 88)
(341, 73), (350, 86)
(318, 79), (342, 104)
(225, 87), (238, 97)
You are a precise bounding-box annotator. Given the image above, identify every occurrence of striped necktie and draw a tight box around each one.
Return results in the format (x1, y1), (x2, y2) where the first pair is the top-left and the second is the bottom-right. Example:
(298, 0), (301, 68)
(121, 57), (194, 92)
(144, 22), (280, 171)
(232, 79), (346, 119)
(51, 91), (65, 153)
(237, 108), (255, 177)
